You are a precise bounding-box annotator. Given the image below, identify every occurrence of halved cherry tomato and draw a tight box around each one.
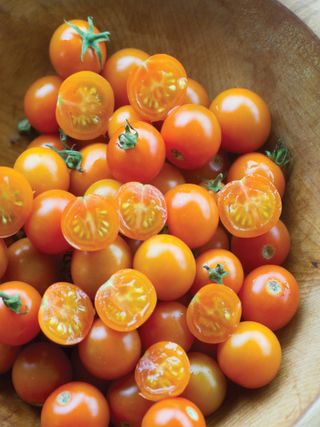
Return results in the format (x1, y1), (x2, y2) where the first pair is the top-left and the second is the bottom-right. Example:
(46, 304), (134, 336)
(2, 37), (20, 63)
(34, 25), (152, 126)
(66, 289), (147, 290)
(61, 194), (119, 251)
(0, 343), (20, 374)
(27, 134), (64, 150)
(127, 54), (187, 121)
(116, 182), (167, 240)
(38, 282), (95, 345)
(95, 268), (157, 332)
(150, 162), (185, 195)
(184, 78), (209, 107)
(135, 341), (190, 401)
(197, 225), (230, 254)
(0, 167), (33, 238)
(217, 175), (282, 238)
(85, 178), (122, 200)
(0, 239), (8, 279)
(56, 71), (114, 140)
(108, 105), (146, 137)
(187, 284), (242, 344)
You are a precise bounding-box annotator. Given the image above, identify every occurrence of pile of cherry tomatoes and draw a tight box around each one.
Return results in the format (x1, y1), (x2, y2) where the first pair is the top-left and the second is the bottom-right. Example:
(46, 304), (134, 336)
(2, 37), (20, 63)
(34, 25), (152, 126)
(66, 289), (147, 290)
(0, 16), (299, 427)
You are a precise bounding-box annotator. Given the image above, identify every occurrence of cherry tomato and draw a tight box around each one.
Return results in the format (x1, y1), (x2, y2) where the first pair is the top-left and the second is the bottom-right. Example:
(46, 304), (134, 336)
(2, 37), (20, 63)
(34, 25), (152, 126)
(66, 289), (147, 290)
(12, 342), (72, 405)
(14, 147), (70, 196)
(210, 88), (271, 153)
(41, 381), (110, 427)
(183, 150), (231, 184)
(95, 268), (157, 332)
(217, 175), (282, 238)
(139, 301), (194, 351)
(71, 235), (132, 300)
(0, 281), (41, 345)
(217, 321), (282, 388)
(0, 239), (8, 279)
(187, 284), (242, 344)
(182, 352), (226, 416)
(135, 341), (190, 401)
(61, 194), (119, 251)
(165, 184), (219, 248)
(24, 189), (76, 254)
(150, 162), (185, 194)
(192, 249), (244, 295)
(108, 121), (165, 183)
(0, 343), (20, 374)
(117, 182), (167, 240)
(126, 237), (142, 255)
(56, 71), (114, 140)
(3, 237), (60, 295)
(24, 75), (62, 133)
(38, 282), (95, 345)
(190, 340), (217, 358)
(102, 48), (149, 107)
(142, 398), (206, 427)
(127, 54), (187, 121)
(184, 78), (209, 107)
(50, 17), (110, 78)
(231, 220), (290, 272)
(162, 104), (221, 169)
(134, 234), (196, 301)
(240, 265), (299, 330)
(197, 225), (230, 254)
(85, 178), (121, 200)
(0, 167), (33, 238)
(27, 134), (64, 150)
(108, 104), (146, 137)
(78, 318), (141, 380)
(107, 373), (153, 427)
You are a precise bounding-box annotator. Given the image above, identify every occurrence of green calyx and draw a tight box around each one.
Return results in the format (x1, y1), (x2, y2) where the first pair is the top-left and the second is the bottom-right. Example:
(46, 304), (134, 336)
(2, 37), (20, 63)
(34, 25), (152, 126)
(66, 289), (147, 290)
(48, 131), (83, 171)
(0, 291), (28, 314)
(203, 263), (229, 284)
(17, 118), (38, 139)
(265, 140), (290, 167)
(118, 120), (139, 150)
(203, 173), (224, 193)
(65, 16), (110, 66)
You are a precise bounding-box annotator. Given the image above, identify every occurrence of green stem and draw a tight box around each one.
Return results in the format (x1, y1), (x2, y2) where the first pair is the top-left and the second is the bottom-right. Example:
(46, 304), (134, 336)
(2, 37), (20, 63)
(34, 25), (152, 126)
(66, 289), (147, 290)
(265, 140), (290, 167)
(49, 145), (83, 172)
(203, 263), (229, 284)
(117, 120), (139, 150)
(0, 291), (28, 314)
(17, 118), (38, 139)
(203, 173), (224, 193)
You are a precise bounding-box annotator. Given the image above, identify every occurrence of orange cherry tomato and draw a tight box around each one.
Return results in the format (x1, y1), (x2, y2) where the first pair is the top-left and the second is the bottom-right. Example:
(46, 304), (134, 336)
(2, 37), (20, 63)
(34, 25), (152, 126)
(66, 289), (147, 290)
(184, 78), (209, 107)
(117, 182), (167, 240)
(165, 184), (219, 248)
(27, 134), (64, 150)
(38, 282), (95, 345)
(192, 249), (244, 295)
(56, 71), (114, 140)
(150, 162), (185, 195)
(187, 284), (242, 344)
(70, 349), (108, 393)
(85, 178), (121, 200)
(127, 54), (187, 121)
(183, 150), (231, 184)
(197, 225), (230, 254)
(108, 105), (146, 137)
(162, 104), (221, 169)
(102, 48), (149, 107)
(108, 121), (166, 183)
(217, 321), (282, 388)
(190, 340), (217, 358)
(24, 75), (62, 133)
(0, 167), (33, 238)
(61, 194), (119, 251)
(217, 175), (282, 238)
(210, 88), (271, 153)
(240, 265), (299, 330)
(14, 147), (70, 196)
(0, 343), (20, 374)
(0, 239), (8, 279)
(135, 341), (190, 401)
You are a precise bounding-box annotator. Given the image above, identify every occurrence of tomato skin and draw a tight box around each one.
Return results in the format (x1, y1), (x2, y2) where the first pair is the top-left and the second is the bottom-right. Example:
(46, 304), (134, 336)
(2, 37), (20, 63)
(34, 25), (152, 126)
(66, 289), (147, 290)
(27, 134), (64, 150)
(162, 104), (221, 169)
(12, 342), (72, 405)
(134, 234), (196, 301)
(108, 105), (146, 138)
(108, 121), (166, 183)
(41, 381), (110, 427)
(165, 184), (219, 248)
(0, 281), (41, 346)
(102, 48), (149, 107)
(85, 178), (121, 200)
(24, 189), (76, 254)
(197, 225), (230, 254)
(0, 239), (8, 279)
(150, 162), (185, 195)
(184, 78), (209, 107)
(142, 398), (206, 427)
(217, 321), (282, 388)
(183, 150), (231, 184)
(0, 343), (20, 374)
(78, 318), (141, 380)
(107, 374), (153, 427)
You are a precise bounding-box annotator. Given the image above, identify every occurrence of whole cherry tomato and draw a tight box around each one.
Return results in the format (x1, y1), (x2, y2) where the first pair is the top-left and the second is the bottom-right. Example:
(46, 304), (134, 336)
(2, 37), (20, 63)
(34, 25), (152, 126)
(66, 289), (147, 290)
(27, 134), (64, 150)
(0, 239), (8, 279)
(85, 178), (121, 200)
(108, 105), (146, 137)
(41, 382), (110, 427)
(0, 343), (20, 374)
(12, 342), (72, 405)
(190, 340), (217, 358)
(217, 321), (282, 388)
(183, 150), (231, 184)
(184, 78), (209, 107)
(197, 225), (230, 254)
(150, 162), (185, 195)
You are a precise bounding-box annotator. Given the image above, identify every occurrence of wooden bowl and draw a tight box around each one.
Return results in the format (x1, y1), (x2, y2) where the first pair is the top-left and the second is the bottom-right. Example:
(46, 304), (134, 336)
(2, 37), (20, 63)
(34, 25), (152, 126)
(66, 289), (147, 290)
(1, 0), (320, 426)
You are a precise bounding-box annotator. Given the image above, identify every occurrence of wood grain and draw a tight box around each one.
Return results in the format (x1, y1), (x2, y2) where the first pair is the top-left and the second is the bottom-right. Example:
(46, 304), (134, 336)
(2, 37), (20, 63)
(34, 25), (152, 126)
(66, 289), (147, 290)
(280, 0), (320, 36)
(0, 0), (320, 426)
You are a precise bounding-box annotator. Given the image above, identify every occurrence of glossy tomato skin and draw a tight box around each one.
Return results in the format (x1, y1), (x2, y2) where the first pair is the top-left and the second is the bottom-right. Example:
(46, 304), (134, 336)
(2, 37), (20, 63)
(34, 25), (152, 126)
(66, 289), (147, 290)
(24, 189), (76, 254)
(24, 75), (62, 133)
(184, 78), (209, 107)
(142, 398), (206, 427)
(0, 281), (41, 346)
(0, 343), (20, 374)
(150, 162), (185, 195)
(27, 134), (64, 150)
(107, 374), (153, 427)
(85, 178), (121, 200)
(134, 234), (196, 301)
(162, 104), (221, 169)
(12, 342), (72, 405)
(217, 321), (282, 388)
(196, 225), (230, 254)
(78, 318), (141, 380)
(165, 184), (219, 248)
(0, 239), (8, 279)
(139, 302), (194, 351)
(102, 48), (149, 107)
(240, 265), (299, 330)
(41, 382), (110, 427)
(183, 150), (231, 184)
(108, 105), (146, 137)
(231, 220), (291, 272)
(210, 88), (271, 153)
